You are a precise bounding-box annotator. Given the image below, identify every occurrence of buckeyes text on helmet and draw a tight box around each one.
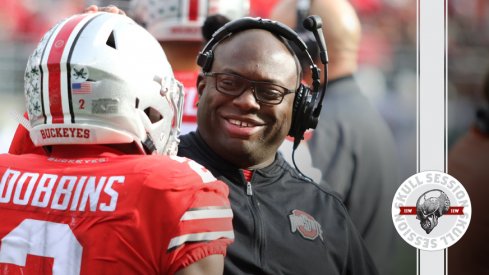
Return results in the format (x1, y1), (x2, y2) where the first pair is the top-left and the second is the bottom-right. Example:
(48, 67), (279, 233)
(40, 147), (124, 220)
(24, 12), (184, 155)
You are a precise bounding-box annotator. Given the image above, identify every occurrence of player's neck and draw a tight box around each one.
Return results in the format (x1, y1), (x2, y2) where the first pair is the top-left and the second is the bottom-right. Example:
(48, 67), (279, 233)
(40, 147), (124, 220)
(160, 41), (202, 71)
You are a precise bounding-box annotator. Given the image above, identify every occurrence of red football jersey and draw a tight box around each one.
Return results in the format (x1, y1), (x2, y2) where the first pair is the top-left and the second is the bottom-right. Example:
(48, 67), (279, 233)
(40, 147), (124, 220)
(0, 145), (234, 274)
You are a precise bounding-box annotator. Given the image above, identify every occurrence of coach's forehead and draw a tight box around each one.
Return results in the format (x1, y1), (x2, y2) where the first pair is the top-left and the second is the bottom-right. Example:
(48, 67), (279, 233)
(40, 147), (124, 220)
(213, 29), (297, 87)
(216, 29), (291, 57)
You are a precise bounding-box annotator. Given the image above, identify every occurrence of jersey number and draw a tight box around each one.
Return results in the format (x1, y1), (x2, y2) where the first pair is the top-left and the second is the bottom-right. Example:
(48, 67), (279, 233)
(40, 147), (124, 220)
(0, 219), (82, 274)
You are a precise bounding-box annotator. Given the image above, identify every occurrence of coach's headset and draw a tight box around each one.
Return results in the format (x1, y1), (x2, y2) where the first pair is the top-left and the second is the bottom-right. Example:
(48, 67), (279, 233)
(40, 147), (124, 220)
(197, 16), (329, 150)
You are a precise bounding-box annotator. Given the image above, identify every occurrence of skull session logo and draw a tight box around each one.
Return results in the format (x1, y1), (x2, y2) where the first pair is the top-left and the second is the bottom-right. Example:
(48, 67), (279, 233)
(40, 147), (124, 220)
(392, 171), (471, 251)
(416, 189), (451, 234)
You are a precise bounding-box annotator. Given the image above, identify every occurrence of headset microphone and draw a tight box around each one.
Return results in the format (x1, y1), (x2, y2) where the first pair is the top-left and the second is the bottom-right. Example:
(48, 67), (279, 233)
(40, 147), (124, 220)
(289, 15), (330, 181)
(298, 15), (329, 142)
(303, 15), (328, 65)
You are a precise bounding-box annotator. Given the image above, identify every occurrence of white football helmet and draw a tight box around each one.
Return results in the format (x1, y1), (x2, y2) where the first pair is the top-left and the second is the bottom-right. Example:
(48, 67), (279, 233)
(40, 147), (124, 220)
(24, 12), (184, 155)
(128, 0), (250, 41)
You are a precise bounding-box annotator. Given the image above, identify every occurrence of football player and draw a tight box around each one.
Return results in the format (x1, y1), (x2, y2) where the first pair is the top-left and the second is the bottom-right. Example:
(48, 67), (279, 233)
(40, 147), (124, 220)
(0, 12), (233, 275)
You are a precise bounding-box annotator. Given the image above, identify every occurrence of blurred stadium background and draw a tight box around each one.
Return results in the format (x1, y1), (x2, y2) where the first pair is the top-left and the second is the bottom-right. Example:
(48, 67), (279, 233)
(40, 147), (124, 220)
(0, 1), (487, 275)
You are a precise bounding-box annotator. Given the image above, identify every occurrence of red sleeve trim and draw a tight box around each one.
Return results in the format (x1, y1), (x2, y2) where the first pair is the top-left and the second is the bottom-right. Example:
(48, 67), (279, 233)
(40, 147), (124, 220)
(167, 238), (232, 275)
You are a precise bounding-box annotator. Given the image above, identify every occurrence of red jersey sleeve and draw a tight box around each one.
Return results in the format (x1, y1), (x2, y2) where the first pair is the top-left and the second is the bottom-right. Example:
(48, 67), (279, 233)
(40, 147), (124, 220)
(149, 156), (234, 274)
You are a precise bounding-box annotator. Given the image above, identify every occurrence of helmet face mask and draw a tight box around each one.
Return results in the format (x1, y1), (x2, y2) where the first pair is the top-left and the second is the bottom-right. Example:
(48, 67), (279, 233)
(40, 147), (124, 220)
(141, 76), (184, 155)
(25, 12), (183, 155)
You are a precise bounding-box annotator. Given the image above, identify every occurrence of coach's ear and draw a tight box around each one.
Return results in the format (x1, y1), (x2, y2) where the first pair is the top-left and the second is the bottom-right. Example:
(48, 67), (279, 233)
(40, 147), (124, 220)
(197, 73), (205, 97)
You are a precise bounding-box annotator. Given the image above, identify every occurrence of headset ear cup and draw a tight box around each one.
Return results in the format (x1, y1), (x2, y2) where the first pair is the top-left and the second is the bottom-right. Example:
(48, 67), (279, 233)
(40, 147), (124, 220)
(289, 84), (317, 148)
(288, 84), (307, 138)
(197, 51), (214, 72)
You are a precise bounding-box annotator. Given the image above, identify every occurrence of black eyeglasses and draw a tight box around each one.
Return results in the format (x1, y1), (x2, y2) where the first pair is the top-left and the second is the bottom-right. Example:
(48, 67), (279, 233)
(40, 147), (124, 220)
(204, 72), (295, 105)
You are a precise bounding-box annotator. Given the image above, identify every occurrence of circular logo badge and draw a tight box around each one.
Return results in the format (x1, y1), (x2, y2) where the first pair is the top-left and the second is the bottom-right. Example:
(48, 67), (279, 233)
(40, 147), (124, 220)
(391, 171), (471, 251)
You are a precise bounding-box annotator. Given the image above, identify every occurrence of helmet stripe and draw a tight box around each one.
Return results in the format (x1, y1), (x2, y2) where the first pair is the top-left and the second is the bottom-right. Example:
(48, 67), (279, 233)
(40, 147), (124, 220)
(45, 14), (90, 124)
(37, 22), (63, 125)
(66, 14), (103, 123)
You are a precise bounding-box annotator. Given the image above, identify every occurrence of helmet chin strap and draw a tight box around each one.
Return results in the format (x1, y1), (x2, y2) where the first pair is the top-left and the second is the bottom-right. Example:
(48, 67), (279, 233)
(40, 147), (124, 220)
(142, 135), (156, 155)
(142, 129), (180, 156)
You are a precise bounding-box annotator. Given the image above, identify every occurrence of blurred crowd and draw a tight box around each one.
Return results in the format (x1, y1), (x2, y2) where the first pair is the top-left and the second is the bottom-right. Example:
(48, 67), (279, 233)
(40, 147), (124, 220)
(0, 0), (487, 202)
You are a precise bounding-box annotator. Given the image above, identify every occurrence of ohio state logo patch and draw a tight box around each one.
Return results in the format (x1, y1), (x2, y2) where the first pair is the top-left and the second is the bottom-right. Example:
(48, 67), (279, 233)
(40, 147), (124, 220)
(289, 209), (324, 241)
